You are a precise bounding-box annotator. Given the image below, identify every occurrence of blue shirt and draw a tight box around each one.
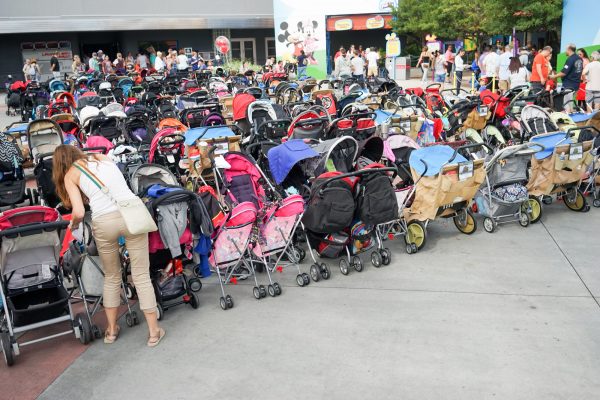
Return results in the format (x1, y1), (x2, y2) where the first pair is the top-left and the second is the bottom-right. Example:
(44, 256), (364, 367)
(561, 54), (583, 90)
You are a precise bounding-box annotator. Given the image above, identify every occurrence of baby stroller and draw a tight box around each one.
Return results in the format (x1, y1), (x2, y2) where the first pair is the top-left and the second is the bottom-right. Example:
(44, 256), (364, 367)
(475, 143), (544, 232)
(148, 127), (186, 179)
(0, 132), (32, 207)
(28, 119), (64, 207)
(519, 105), (559, 142)
(527, 130), (595, 213)
(0, 206), (91, 366)
(403, 143), (488, 250)
(6, 80), (25, 117)
(129, 164), (207, 318)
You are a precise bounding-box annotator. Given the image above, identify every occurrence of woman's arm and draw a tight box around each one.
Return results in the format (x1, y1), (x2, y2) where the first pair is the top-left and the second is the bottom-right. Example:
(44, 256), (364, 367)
(65, 169), (86, 228)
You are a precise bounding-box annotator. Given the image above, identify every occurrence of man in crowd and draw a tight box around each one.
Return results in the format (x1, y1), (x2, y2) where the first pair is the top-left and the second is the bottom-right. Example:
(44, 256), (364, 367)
(483, 45), (500, 82)
(530, 46), (553, 92)
(350, 49), (365, 81)
(479, 45), (491, 77)
(498, 45), (513, 92)
(366, 47), (379, 78)
(296, 50), (308, 79)
(455, 48), (466, 95)
(50, 52), (60, 79)
(550, 44), (583, 112)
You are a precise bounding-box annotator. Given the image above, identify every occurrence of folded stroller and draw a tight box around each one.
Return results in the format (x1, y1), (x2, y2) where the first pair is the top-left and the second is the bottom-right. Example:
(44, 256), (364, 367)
(475, 143), (544, 231)
(527, 130), (595, 213)
(0, 206), (90, 367)
(28, 119), (64, 207)
(403, 143), (487, 250)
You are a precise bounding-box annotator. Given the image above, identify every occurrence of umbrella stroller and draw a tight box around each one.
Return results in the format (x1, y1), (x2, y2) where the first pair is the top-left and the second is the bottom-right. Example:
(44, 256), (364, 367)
(0, 206), (91, 366)
(474, 142), (544, 231)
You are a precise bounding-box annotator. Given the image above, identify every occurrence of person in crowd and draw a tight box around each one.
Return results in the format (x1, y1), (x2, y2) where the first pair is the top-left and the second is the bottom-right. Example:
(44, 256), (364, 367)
(71, 55), (85, 75)
(113, 53), (125, 74)
(52, 145), (165, 347)
(526, 46), (537, 72)
(22, 59), (33, 80)
(350, 50), (365, 81)
(89, 52), (99, 72)
(366, 47), (379, 78)
(507, 57), (530, 89)
(136, 51), (149, 70)
(444, 44), (455, 83)
(206, 60), (215, 72)
(154, 51), (165, 73)
(582, 51), (600, 111)
(550, 43), (582, 112)
(483, 46), (500, 84)
(147, 47), (156, 68)
(347, 45), (356, 60)
(416, 46), (431, 83)
(497, 45), (513, 93)
(454, 48), (465, 95)
(273, 60), (285, 74)
(30, 59), (41, 81)
(529, 46), (552, 92)
(296, 50), (308, 80)
(576, 48), (590, 108)
(190, 51), (200, 71)
(578, 48), (590, 71)
(433, 51), (446, 83)
(50, 52), (61, 79)
(177, 49), (189, 71)
(334, 46), (344, 61)
(471, 50), (481, 82)
(102, 55), (114, 75)
(479, 45), (491, 77)
(358, 45), (366, 59)
(265, 57), (275, 68)
(519, 47), (530, 69)
(334, 49), (352, 78)
(126, 52), (134, 65)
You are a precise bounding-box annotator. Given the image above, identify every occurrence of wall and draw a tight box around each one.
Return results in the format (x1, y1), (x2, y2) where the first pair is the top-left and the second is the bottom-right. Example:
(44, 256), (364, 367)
(559, 0), (600, 68)
(273, 0), (395, 79)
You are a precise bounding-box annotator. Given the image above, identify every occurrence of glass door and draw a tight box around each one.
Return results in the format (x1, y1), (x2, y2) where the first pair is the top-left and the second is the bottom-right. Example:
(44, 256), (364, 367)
(231, 38), (256, 63)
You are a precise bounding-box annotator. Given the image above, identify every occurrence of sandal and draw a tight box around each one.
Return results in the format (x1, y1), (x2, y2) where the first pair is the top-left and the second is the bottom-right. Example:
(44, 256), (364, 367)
(104, 326), (120, 344)
(147, 328), (166, 348)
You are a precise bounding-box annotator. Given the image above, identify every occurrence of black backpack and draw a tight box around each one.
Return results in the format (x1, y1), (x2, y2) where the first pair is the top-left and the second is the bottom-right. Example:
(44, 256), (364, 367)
(303, 176), (355, 234)
(356, 172), (398, 225)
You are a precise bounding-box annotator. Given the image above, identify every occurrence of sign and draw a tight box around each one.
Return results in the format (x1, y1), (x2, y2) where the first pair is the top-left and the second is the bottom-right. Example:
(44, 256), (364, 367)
(385, 33), (400, 57)
(366, 15), (385, 29)
(379, 0), (396, 11)
(334, 19), (353, 31)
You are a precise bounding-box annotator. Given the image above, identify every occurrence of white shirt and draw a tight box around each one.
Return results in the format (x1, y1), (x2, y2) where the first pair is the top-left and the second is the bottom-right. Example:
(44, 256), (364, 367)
(78, 159), (137, 219)
(519, 52), (529, 68)
(137, 55), (148, 69)
(455, 55), (464, 72)
(508, 67), (530, 89)
(583, 61), (600, 91)
(483, 52), (500, 77)
(154, 57), (165, 72)
(498, 51), (512, 80)
(366, 51), (379, 66)
(177, 54), (189, 70)
(350, 56), (365, 76)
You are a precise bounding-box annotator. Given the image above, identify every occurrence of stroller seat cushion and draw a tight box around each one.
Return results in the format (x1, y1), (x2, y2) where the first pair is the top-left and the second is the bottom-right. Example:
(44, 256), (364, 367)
(492, 183), (528, 202)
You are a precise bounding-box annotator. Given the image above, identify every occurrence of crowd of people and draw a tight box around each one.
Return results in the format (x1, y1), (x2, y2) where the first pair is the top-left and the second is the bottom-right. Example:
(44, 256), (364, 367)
(331, 45), (381, 81)
(415, 42), (600, 112)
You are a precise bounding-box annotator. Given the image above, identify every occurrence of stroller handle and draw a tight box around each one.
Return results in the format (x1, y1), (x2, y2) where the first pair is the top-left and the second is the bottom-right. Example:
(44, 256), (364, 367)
(82, 146), (108, 154)
(316, 166), (398, 194)
(0, 220), (69, 239)
(449, 142), (494, 163)
(244, 140), (279, 156)
(567, 125), (600, 137)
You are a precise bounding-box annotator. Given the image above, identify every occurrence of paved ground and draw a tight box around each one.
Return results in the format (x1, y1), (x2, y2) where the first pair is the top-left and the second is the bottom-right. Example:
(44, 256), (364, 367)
(1, 91), (600, 400)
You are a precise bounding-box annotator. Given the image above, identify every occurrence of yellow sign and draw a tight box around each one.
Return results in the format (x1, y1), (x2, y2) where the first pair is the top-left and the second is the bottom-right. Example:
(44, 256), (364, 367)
(334, 19), (353, 31)
(386, 33), (400, 57)
(366, 16), (385, 29)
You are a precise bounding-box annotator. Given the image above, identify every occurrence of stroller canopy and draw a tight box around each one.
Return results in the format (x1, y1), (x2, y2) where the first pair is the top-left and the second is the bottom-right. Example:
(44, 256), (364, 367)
(184, 126), (236, 146)
(530, 132), (572, 160)
(409, 145), (468, 176)
(268, 139), (319, 185)
(232, 93), (256, 121)
(129, 163), (179, 195)
(384, 134), (420, 162)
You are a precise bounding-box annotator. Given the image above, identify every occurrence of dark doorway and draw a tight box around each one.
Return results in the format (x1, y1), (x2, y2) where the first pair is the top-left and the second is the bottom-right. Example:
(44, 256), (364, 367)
(327, 29), (390, 70)
(80, 42), (120, 59)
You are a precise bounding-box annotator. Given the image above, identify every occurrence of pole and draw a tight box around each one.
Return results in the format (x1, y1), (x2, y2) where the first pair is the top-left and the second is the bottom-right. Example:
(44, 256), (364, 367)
(512, 26), (517, 56)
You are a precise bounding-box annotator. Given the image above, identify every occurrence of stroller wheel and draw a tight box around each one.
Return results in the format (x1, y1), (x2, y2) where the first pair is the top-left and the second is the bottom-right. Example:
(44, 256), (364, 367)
(156, 304), (164, 320)
(542, 195), (553, 205)
(132, 311), (140, 325)
(76, 313), (92, 345)
(310, 264), (321, 282)
(352, 256), (363, 272)
(525, 197), (543, 224)
(302, 273), (310, 285)
(454, 209), (477, 235)
(296, 247), (306, 262)
(339, 259), (350, 275)
(371, 251), (382, 268)
(273, 282), (282, 296)
(519, 213), (530, 227)
(483, 217), (496, 233)
(320, 263), (331, 280)
(188, 278), (202, 292)
(593, 199), (600, 208)
(259, 285), (267, 298)
(564, 189), (587, 212)
(267, 284), (276, 297)
(1, 332), (14, 366)
(189, 293), (200, 309)
(296, 274), (306, 286)
(92, 325), (102, 339)
(125, 283), (136, 299)
(219, 297), (228, 310)
(126, 313), (134, 327)
(380, 248), (391, 265)
(405, 221), (427, 250)
(225, 295), (234, 309)
(253, 286), (262, 299)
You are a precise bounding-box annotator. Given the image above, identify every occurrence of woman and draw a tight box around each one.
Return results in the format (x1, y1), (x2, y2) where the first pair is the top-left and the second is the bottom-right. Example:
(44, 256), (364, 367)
(113, 53), (125, 74)
(577, 48), (590, 107)
(416, 46), (431, 83)
(102, 55), (114, 75)
(507, 57), (530, 89)
(71, 55), (85, 74)
(154, 51), (165, 73)
(583, 51), (600, 111)
(52, 145), (165, 347)
(22, 59), (33, 80)
(433, 51), (446, 83)
(444, 44), (455, 82)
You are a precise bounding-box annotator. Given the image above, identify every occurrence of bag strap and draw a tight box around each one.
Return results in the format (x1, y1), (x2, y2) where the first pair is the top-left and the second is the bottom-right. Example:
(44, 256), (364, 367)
(73, 160), (106, 190)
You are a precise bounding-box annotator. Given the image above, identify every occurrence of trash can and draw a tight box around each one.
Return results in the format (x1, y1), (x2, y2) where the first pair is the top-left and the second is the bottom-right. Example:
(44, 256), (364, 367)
(395, 57), (411, 80)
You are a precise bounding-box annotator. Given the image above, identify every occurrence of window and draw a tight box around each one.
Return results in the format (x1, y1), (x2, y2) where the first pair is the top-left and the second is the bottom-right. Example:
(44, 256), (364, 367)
(265, 37), (276, 62)
(231, 38), (256, 64)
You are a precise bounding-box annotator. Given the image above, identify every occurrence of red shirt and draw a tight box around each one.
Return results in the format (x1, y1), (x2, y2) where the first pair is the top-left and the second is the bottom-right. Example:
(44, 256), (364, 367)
(530, 53), (549, 82)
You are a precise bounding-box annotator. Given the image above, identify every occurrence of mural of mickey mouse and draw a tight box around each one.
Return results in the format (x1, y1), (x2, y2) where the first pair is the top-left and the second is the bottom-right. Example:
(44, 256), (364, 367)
(277, 20), (319, 64)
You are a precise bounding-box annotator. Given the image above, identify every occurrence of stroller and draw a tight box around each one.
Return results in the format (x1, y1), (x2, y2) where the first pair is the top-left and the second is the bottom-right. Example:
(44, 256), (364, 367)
(475, 143), (544, 232)
(148, 127), (187, 179)
(129, 164), (207, 318)
(518, 105), (559, 142)
(0, 206), (91, 366)
(527, 130), (595, 213)
(403, 143), (488, 250)
(28, 119), (64, 207)
(0, 132), (32, 207)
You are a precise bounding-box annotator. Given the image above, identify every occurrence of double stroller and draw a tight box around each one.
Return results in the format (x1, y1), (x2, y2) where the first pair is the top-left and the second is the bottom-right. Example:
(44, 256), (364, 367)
(0, 207), (91, 367)
(474, 143), (544, 232)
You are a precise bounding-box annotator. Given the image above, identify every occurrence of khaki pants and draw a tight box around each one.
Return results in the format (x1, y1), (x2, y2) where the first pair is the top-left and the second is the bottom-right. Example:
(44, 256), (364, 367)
(92, 211), (157, 311)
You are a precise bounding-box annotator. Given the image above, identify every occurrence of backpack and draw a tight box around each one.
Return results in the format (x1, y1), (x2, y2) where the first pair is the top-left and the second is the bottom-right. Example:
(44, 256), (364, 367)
(303, 176), (355, 234)
(356, 171), (398, 225)
(526, 53), (535, 72)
